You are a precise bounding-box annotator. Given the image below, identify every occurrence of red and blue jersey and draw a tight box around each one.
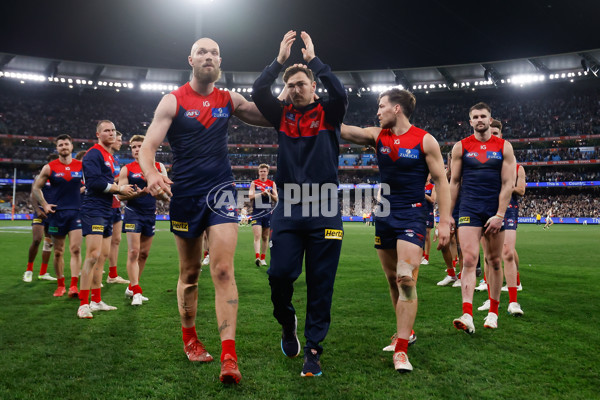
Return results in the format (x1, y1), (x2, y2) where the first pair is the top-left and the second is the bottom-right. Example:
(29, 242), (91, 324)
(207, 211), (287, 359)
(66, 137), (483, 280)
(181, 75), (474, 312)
(252, 57), (347, 204)
(82, 143), (117, 213)
(252, 178), (275, 210)
(376, 126), (429, 208)
(124, 160), (159, 215)
(166, 83), (234, 197)
(424, 181), (435, 214)
(112, 154), (121, 208)
(48, 159), (83, 210)
(460, 134), (505, 205)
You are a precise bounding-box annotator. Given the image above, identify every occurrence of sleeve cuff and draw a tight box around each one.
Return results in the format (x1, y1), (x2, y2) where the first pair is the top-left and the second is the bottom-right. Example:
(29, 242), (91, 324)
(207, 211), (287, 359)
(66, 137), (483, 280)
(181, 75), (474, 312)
(103, 183), (113, 193)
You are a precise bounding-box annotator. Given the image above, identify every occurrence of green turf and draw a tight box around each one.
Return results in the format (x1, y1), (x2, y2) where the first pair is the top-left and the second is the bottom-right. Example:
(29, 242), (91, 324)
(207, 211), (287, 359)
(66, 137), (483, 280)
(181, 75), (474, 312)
(0, 221), (598, 399)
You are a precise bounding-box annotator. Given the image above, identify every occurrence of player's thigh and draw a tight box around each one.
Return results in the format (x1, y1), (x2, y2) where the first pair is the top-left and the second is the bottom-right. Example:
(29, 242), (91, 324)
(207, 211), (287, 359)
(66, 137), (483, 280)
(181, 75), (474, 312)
(206, 223), (238, 265)
(458, 226), (483, 263)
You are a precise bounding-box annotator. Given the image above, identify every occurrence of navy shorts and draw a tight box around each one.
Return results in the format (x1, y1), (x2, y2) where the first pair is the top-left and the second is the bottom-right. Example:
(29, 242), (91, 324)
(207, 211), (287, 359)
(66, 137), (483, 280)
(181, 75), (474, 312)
(111, 207), (123, 224)
(375, 207), (426, 249)
(458, 202), (505, 231)
(251, 212), (271, 229)
(81, 213), (113, 237)
(48, 209), (82, 236)
(169, 189), (238, 238)
(122, 208), (156, 237)
(504, 207), (519, 231)
(32, 215), (47, 227)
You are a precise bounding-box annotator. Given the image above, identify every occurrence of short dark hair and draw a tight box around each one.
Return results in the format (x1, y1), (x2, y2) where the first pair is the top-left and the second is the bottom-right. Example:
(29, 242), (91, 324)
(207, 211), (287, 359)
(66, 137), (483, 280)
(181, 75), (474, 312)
(283, 65), (314, 83)
(490, 119), (502, 131)
(379, 88), (416, 119)
(469, 102), (492, 116)
(54, 134), (72, 144)
(96, 120), (113, 133)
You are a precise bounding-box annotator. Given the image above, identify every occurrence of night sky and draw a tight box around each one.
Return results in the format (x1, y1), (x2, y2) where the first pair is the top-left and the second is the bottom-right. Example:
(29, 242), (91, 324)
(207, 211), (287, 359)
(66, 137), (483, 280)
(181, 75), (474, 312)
(1, 0), (599, 71)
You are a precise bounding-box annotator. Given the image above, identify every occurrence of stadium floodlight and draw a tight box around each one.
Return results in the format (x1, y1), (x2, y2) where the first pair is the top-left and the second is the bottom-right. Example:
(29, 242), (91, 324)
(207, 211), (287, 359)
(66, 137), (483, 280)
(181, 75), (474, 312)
(274, 87), (281, 93)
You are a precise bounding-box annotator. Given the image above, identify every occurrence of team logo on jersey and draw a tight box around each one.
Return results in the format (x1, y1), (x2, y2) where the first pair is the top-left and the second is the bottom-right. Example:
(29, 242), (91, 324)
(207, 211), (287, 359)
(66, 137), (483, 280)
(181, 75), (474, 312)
(185, 109), (201, 118)
(374, 236), (381, 245)
(285, 112), (296, 121)
(171, 221), (189, 232)
(379, 146), (391, 154)
(486, 151), (503, 160)
(458, 216), (470, 224)
(211, 108), (230, 118)
(92, 225), (104, 232)
(465, 152), (478, 158)
(55, 173), (64, 177)
(104, 161), (112, 168)
(71, 172), (82, 178)
(324, 229), (343, 240)
(125, 223), (136, 230)
(132, 173), (143, 179)
(309, 121), (319, 129)
(398, 148), (420, 159)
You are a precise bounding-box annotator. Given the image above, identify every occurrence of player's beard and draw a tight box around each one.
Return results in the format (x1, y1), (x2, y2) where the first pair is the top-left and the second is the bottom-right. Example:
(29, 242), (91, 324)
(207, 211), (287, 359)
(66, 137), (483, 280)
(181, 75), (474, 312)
(474, 123), (489, 134)
(194, 65), (221, 84)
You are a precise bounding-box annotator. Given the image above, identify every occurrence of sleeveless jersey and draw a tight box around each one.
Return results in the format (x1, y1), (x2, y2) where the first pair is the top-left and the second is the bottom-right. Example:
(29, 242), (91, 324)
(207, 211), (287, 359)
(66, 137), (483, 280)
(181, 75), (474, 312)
(252, 178), (275, 210)
(48, 159), (83, 210)
(124, 160), (160, 215)
(424, 181), (435, 214)
(166, 83), (235, 197)
(112, 154), (121, 208)
(82, 143), (117, 211)
(460, 134), (505, 205)
(376, 126), (429, 208)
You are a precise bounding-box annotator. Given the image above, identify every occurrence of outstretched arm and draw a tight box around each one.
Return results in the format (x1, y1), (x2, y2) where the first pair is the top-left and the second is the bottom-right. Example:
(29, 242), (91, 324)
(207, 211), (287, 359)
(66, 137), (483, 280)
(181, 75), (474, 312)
(340, 123), (379, 146)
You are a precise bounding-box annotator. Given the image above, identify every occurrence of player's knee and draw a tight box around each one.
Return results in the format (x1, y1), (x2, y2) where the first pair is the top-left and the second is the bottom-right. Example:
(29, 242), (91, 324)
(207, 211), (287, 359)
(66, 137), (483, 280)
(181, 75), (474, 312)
(397, 275), (417, 301)
(502, 246), (513, 262)
(70, 245), (81, 257)
(43, 239), (53, 252)
(139, 250), (149, 261)
(128, 247), (140, 260)
(485, 255), (502, 271)
(212, 264), (233, 284)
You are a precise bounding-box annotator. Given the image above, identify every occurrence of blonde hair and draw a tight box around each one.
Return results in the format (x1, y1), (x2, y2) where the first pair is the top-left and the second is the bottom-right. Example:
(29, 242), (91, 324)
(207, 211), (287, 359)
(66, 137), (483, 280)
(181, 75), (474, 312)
(129, 134), (145, 144)
(258, 164), (270, 171)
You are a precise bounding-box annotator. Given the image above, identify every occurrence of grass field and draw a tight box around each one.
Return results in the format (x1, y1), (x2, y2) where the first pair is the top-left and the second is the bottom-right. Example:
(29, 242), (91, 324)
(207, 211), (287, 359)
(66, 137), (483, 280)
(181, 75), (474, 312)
(1, 221), (599, 400)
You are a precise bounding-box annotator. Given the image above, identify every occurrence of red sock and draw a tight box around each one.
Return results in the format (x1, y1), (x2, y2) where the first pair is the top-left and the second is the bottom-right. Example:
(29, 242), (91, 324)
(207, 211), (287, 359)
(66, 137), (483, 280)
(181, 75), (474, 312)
(516, 272), (521, 286)
(255, 253), (260, 259)
(128, 283), (132, 291)
(483, 273), (487, 284)
(462, 302), (473, 316)
(260, 254), (266, 260)
(57, 277), (65, 288)
(221, 339), (237, 362)
(182, 326), (197, 344)
(132, 285), (143, 294)
(489, 299), (500, 315)
(79, 289), (90, 306)
(394, 338), (409, 354)
(91, 288), (102, 303)
(452, 259), (457, 268)
(508, 287), (518, 303)
(26, 262), (34, 272)
(39, 263), (48, 275)
(424, 254), (429, 261)
(203, 251), (208, 258)
(457, 272), (461, 279)
(109, 266), (118, 278)
(447, 267), (456, 277)
(70, 277), (79, 288)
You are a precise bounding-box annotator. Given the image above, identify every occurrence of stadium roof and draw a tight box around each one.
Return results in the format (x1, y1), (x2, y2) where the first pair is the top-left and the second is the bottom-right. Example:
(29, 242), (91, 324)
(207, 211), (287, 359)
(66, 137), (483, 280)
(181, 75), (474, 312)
(1, 0), (600, 92)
